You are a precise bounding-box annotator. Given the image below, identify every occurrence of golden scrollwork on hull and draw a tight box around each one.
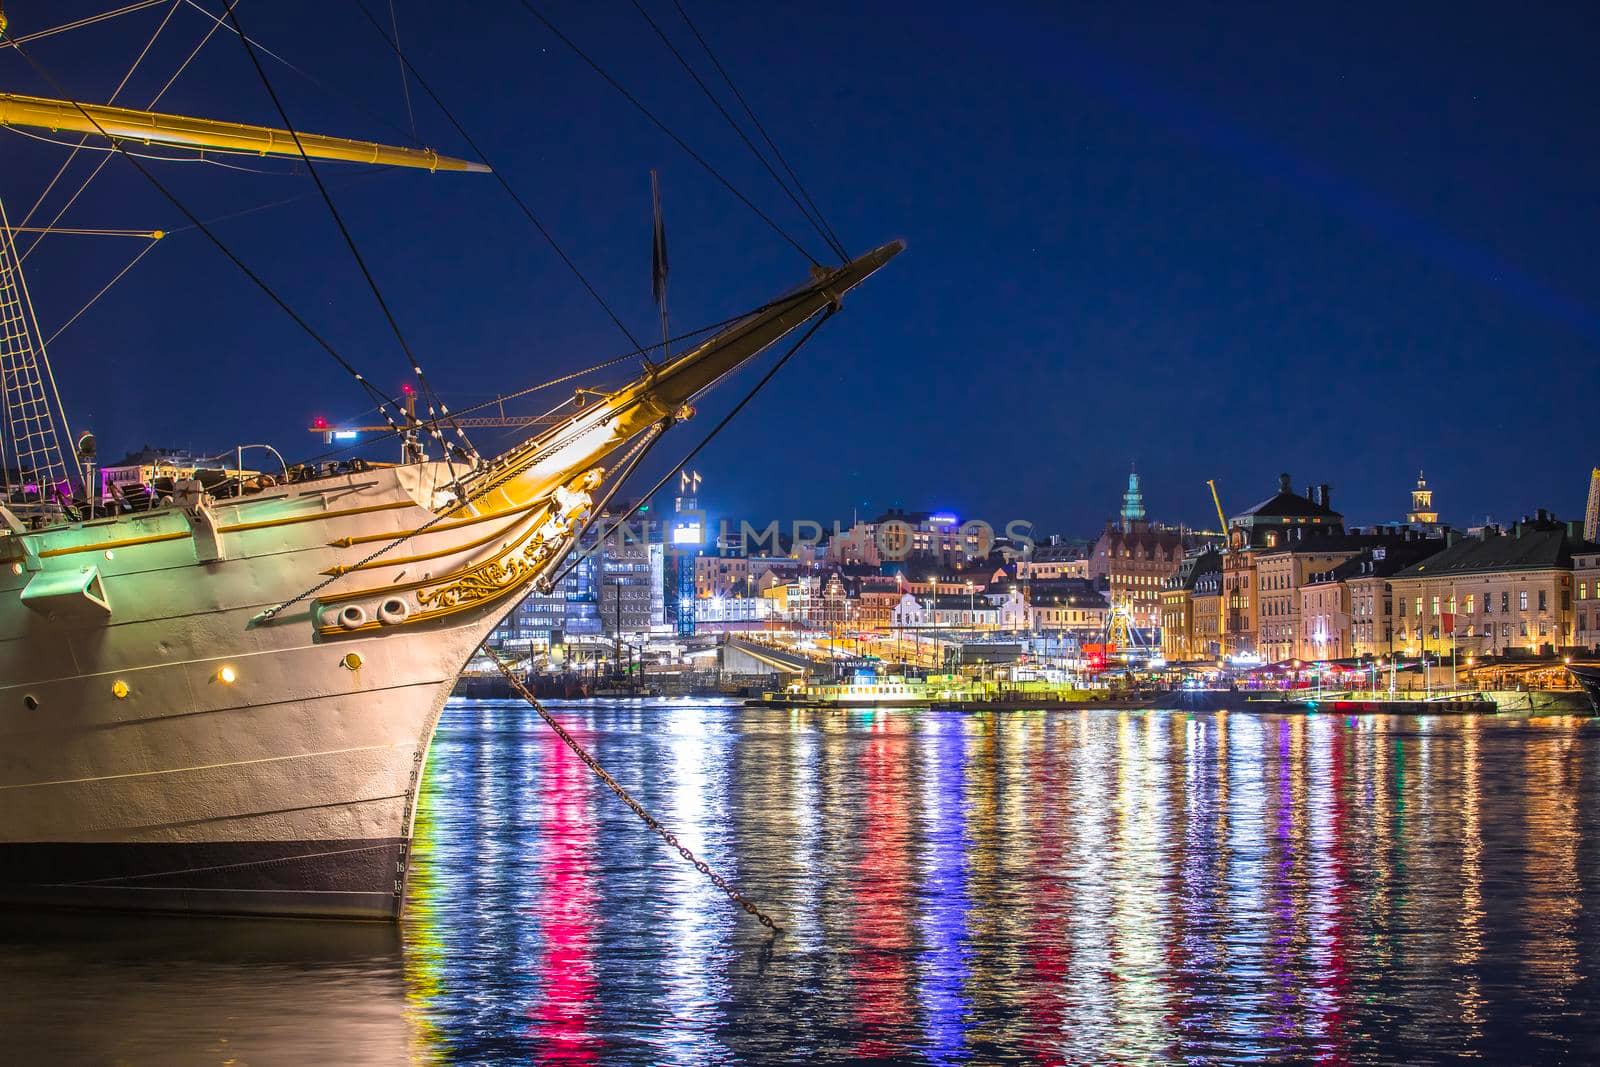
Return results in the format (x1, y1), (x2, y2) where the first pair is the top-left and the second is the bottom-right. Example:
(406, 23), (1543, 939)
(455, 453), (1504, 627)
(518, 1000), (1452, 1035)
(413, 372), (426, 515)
(312, 469), (603, 639)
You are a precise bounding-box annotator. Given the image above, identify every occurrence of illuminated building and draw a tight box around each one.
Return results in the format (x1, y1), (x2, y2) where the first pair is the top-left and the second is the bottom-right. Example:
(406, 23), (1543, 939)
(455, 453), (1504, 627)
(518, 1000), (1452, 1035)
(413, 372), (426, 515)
(1220, 473), (1344, 657)
(890, 589), (1027, 630)
(694, 554), (751, 599)
(1190, 566), (1222, 659)
(1024, 577), (1108, 635)
(857, 507), (989, 564)
(1016, 538), (1090, 580)
(1324, 535), (1450, 659)
(1161, 549), (1220, 660)
(1576, 549), (1600, 653)
(1387, 511), (1594, 657)
(1407, 470), (1439, 526)
(1120, 465), (1146, 524)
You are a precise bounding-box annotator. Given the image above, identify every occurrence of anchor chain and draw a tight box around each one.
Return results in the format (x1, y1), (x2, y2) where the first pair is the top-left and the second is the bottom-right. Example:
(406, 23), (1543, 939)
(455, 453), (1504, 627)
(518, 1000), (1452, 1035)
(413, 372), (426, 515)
(485, 648), (780, 931)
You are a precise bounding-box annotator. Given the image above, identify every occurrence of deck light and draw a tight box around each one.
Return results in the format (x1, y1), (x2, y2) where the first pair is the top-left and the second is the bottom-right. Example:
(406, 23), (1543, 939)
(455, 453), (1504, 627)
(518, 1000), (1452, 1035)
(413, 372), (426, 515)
(216, 665), (238, 685)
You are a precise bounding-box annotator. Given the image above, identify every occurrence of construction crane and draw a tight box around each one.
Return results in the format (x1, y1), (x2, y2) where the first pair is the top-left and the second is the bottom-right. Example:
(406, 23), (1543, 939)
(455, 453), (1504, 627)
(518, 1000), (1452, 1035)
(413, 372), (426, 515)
(1586, 467), (1600, 543)
(1206, 479), (1229, 540)
(1207, 479), (1230, 661)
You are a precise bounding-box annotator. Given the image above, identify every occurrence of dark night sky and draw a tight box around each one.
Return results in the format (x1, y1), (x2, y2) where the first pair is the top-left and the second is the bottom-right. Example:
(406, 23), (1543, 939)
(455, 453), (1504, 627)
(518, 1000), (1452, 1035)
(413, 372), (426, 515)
(4, 2), (1595, 536)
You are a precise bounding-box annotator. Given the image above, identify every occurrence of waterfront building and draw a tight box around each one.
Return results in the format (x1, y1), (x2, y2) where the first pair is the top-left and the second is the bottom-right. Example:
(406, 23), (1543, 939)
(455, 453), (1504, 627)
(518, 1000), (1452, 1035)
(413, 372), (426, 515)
(890, 589), (1026, 631)
(1191, 566), (1222, 660)
(1257, 536), (1384, 663)
(596, 519), (661, 635)
(1331, 535), (1452, 659)
(1577, 549), (1600, 653)
(850, 574), (903, 632)
(1387, 512), (1595, 657)
(1025, 577), (1108, 636)
(687, 594), (782, 630)
(1161, 549), (1221, 661)
(1220, 474), (1344, 657)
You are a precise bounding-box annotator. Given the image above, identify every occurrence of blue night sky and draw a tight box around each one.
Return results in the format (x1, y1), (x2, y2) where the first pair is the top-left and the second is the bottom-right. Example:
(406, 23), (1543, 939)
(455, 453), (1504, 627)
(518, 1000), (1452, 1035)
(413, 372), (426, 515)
(3, 2), (1595, 536)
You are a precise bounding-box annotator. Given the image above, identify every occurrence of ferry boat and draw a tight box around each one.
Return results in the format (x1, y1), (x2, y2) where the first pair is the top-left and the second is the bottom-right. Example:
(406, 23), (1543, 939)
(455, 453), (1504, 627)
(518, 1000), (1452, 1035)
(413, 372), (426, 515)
(0, 12), (899, 919)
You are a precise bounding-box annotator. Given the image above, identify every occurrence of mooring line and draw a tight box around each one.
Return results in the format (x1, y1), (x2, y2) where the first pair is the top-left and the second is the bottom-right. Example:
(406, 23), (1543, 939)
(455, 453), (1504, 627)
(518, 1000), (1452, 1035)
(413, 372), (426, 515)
(484, 647), (781, 931)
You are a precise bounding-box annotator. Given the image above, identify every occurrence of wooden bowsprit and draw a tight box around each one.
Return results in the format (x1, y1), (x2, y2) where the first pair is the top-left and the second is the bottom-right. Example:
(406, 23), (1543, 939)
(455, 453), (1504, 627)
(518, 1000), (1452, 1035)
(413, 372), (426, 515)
(483, 647), (781, 931)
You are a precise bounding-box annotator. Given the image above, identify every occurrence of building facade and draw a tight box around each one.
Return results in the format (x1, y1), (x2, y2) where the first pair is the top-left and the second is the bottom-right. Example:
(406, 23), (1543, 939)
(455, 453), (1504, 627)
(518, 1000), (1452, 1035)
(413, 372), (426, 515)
(1388, 513), (1593, 658)
(1220, 474), (1344, 657)
(1577, 549), (1600, 653)
(1161, 549), (1220, 661)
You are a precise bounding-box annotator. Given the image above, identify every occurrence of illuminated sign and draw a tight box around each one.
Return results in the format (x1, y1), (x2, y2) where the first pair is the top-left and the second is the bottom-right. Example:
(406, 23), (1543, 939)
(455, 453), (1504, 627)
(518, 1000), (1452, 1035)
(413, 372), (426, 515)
(332, 431), (361, 441)
(929, 513), (958, 525)
(671, 522), (703, 546)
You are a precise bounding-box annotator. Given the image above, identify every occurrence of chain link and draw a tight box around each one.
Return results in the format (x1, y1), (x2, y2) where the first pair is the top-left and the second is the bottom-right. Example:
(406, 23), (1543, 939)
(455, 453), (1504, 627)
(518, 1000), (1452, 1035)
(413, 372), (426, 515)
(487, 649), (780, 930)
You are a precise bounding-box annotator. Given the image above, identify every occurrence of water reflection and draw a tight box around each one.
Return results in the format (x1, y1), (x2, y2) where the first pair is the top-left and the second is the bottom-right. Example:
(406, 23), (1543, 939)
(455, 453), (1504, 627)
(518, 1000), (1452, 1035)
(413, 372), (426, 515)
(6, 705), (1600, 1063)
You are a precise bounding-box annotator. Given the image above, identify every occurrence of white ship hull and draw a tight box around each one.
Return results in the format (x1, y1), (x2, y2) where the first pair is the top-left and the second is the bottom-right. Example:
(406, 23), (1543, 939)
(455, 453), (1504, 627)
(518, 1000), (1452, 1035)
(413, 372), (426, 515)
(0, 462), (538, 919)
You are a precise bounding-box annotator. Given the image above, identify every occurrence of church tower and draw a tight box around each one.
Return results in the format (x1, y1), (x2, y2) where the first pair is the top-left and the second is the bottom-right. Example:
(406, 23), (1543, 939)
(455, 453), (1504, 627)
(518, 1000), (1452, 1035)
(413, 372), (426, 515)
(1121, 465), (1146, 527)
(1407, 471), (1437, 525)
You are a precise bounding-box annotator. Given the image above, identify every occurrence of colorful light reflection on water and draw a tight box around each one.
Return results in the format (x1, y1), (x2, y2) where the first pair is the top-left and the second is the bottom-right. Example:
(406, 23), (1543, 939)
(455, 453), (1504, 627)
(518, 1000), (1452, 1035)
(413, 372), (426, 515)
(6, 703), (1600, 1064)
(397, 703), (1600, 1063)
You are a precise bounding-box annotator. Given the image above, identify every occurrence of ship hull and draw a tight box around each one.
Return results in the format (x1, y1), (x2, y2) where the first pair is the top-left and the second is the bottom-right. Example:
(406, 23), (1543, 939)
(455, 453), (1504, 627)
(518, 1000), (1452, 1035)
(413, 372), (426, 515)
(0, 463), (538, 920)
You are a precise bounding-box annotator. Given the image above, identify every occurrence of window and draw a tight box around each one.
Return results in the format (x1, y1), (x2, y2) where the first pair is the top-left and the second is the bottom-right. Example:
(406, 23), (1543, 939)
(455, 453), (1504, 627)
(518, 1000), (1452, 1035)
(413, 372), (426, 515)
(1519, 591), (1529, 611)
(1538, 590), (1547, 612)
(1465, 594), (1475, 614)
(1583, 581), (1590, 601)
(1431, 596), (1440, 617)
(1399, 599), (1407, 617)
(1502, 592), (1510, 612)
(1415, 596), (1424, 617)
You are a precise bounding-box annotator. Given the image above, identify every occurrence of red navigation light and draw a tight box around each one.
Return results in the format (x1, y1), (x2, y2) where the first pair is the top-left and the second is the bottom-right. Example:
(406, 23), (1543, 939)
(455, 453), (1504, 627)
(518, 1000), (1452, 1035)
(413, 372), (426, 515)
(401, 383), (414, 395)
(312, 416), (328, 429)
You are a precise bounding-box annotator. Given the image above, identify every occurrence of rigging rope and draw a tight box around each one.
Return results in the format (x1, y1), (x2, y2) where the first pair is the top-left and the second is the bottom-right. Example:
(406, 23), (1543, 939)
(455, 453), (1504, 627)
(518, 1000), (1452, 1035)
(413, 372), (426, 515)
(351, 0), (645, 355)
(0, 0), (166, 48)
(220, 2), (479, 471)
(514, 0), (825, 268)
(544, 308), (830, 591)
(628, 0), (847, 264)
(386, 0), (416, 139)
(484, 648), (780, 931)
(43, 237), (162, 348)
(9, 41), (412, 440)
(178, 0), (423, 148)
(17, 0), (185, 256)
(299, 286), (815, 467)
(669, 0), (848, 262)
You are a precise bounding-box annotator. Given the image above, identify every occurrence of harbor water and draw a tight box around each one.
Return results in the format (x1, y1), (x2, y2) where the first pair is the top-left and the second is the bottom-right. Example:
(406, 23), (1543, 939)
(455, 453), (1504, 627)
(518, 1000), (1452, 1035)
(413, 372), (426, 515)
(5, 699), (1600, 1063)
